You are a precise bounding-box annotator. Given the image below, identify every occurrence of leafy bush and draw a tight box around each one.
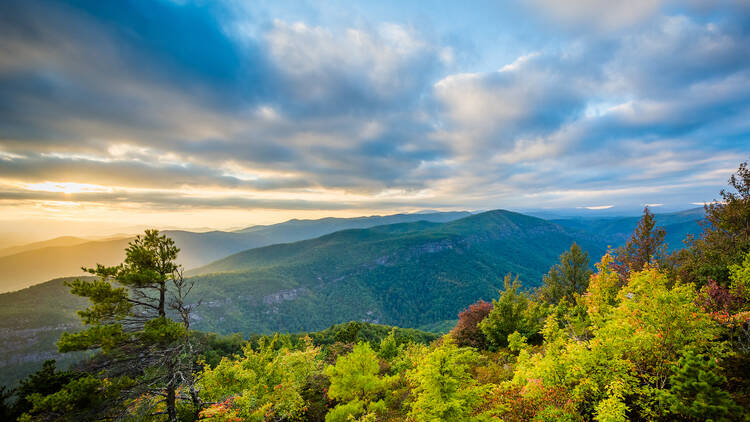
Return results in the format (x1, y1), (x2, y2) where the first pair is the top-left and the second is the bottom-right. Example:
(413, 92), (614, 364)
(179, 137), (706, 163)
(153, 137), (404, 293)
(479, 275), (547, 350)
(450, 299), (492, 349)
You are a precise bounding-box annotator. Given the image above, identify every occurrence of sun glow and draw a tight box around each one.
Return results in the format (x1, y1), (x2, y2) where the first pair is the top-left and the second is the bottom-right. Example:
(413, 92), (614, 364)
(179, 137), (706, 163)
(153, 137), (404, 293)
(23, 181), (113, 194)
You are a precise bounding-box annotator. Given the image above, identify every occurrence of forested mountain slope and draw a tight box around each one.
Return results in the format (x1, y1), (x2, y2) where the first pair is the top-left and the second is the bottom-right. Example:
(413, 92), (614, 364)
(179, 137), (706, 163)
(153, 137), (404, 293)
(0, 208), (704, 388)
(0, 277), (89, 388)
(187, 210), (607, 335)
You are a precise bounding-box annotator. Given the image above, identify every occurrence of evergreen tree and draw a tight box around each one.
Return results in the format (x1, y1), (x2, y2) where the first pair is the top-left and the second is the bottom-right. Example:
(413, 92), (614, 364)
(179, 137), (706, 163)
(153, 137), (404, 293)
(538, 242), (593, 305)
(57, 230), (199, 421)
(8, 360), (82, 420)
(678, 160), (750, 286)
(614, 206), (666, 280)
(661, 351), (740, 421)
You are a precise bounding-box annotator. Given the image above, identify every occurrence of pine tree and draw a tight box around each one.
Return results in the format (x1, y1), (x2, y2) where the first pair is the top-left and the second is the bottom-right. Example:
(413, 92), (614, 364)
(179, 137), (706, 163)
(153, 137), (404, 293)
(662, 351), (740, 421)
(57, 230), (200, 421)
(614, 206), (666, 280)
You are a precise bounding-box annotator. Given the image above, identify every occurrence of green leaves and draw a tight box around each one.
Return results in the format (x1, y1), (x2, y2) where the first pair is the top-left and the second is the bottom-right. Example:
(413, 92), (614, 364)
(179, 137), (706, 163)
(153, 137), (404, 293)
(323, 342), (389, 421)
(479, 274), (547, 350)
(538, 242), (593, 305)
(18, 373), (133, 422)
(729, 251), (750, 304)
(65, 277), (131, 325)
(199, 336), (321, 421)
(514, 260), (734, 420)
(407, 341), (487, 421)
(58, 324), (126, 353)
(140, 316), (187, 345)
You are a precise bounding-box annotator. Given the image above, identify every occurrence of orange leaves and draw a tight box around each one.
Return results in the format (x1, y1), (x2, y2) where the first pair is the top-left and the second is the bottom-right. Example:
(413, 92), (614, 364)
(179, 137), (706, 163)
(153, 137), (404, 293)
(199, 397), (237, 420)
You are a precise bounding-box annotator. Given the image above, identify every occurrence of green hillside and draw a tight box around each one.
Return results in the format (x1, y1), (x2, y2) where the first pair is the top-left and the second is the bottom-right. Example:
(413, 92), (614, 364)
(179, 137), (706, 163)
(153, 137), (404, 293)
(165, 211), (470, 270)
(0, 209), (707, 390)
(187, 210), (607, 335)
(0, 277), (90, 388)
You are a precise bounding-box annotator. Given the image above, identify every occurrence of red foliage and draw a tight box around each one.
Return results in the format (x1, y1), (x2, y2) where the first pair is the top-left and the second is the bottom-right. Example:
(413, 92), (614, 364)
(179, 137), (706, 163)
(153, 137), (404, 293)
(450, 300), (492, 349)
(477, 381), (582, 422)
(696, 279), (744, 314)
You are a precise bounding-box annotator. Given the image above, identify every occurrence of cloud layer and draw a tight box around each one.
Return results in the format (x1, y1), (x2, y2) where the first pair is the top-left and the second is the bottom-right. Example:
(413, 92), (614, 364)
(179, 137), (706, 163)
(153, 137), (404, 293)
(0, 0), (748, 229)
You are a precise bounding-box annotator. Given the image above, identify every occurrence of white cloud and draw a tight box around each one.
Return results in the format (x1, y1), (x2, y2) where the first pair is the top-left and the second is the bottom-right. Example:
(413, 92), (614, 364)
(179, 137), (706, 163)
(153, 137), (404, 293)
(265, 20), (440, 108)
(579, 205), (615, 210)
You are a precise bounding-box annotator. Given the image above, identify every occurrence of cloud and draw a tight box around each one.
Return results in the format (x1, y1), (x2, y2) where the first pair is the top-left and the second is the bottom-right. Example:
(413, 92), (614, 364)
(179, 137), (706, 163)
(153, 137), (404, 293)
(0, 0), (748, 225)
(610, 15), (750, 97)
(264, 20), (443, 114)
(0, 0), (452, 198)
(0, 152), (313, 191)
(580, 205), (614, 210)
(433, 51), (597, 164)
(526, 0), (665, 31)
(425, 9), (750, 209)
(523, 0), (750, 33)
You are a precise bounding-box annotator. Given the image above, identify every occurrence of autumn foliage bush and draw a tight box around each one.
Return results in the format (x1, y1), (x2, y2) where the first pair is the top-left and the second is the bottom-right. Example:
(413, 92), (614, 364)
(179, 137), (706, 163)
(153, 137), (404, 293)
(450, 299), (492, 349)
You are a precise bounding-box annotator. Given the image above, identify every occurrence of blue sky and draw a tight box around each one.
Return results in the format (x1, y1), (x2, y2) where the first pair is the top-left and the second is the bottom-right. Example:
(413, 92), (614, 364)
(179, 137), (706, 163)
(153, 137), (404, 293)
(0, 0), (749, 235)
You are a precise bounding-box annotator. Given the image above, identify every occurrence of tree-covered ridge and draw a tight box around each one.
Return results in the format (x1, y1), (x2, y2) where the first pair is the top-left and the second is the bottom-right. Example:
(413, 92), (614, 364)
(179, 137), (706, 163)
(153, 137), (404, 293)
(184, 210), (607, 334)
(551, 207), (705, 253)
(0, 206), (703, 387)
(0, 277), (90, 389)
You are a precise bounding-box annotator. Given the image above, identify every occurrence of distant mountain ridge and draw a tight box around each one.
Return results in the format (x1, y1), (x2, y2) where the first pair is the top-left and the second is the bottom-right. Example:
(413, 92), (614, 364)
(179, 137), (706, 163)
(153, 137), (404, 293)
(232, 211), (472, 234)
(0, 238), (133, 294)
(0, 211), (470, 293)
(552, 207), (704, 251)
(0, 236), (93, 258)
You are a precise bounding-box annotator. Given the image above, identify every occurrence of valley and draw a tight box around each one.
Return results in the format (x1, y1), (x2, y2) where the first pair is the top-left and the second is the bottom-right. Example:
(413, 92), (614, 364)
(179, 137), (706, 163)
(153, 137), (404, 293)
(0, 207), (703, 387)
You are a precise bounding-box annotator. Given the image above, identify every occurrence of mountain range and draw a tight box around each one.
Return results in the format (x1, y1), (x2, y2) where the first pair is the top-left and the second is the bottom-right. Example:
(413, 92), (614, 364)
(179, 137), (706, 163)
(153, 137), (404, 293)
(0, 211), (470, 293)
(0, 207), (706, 387)
(184, 210), (608, 335)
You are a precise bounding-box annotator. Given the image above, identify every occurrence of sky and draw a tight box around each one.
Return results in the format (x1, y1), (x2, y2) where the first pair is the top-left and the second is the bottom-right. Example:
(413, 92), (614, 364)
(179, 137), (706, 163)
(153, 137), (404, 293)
(0, 0), (749, 241)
